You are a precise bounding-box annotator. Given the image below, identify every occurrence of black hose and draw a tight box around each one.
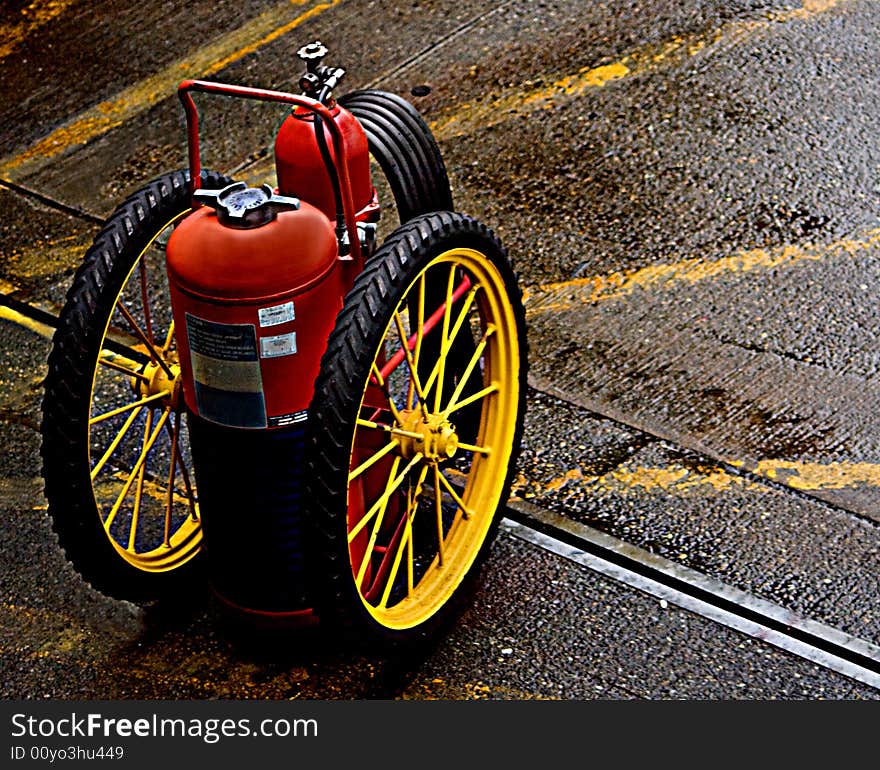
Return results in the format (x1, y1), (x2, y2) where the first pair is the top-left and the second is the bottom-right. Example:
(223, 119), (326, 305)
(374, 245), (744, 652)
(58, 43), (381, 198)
(312, 112), (347, 246)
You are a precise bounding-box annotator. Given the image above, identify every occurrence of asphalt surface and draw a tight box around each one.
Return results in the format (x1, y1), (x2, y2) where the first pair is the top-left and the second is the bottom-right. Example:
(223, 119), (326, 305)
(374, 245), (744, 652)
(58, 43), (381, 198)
(1, 0), (878, 700)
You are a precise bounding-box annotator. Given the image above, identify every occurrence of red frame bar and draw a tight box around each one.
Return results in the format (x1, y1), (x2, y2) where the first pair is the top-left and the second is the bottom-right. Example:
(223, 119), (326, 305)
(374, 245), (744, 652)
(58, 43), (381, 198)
(177, 79), (362, 265)
(377, 275), (473, 382)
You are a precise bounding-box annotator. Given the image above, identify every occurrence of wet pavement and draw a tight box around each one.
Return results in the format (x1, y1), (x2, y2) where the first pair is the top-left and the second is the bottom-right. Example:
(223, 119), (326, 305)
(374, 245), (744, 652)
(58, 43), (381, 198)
(1, 0), (878, 699)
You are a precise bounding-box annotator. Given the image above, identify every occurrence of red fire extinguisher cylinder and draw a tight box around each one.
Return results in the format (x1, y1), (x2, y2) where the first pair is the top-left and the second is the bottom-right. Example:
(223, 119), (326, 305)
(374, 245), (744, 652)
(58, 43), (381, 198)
(165, 183), (344, 614)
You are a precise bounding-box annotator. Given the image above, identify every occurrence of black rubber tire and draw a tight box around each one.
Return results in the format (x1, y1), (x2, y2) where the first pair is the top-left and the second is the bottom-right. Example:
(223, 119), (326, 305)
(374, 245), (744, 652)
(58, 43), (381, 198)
(338, 89), (453, 224)
(339, 90), (477, 432)
(305, 211), (528, 650)
(40, 168), (233, 603)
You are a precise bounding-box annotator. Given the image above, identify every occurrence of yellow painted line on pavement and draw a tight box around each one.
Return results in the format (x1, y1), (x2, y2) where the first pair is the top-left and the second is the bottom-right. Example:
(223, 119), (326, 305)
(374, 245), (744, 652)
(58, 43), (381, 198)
(200, 0), (342, 76)
(405, 678), (552, 700)
(430, 0), (845, 141)
(431, 51), (645, 140)
(751, 459), (880, 491)
(513, 463), (745, 498)
(0, 0), (77, 60)
(515, 457), (880, 499)
(0, 304), (55, 339)
(5, 239), (90, 283)
(775, 0), (845, 22)
(0, 0), (343, 178)
(608, 465), (739, 493)
(522, 228), (880, 315)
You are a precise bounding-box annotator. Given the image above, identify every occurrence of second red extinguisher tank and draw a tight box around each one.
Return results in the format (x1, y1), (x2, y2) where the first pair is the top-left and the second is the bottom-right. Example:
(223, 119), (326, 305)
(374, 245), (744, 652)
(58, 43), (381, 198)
(274, 104), (372, 221)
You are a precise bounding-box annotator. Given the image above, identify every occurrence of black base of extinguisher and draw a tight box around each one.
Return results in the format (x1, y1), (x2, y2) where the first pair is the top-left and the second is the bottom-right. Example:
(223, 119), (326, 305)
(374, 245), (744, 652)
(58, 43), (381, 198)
(187, 412), (312, 614)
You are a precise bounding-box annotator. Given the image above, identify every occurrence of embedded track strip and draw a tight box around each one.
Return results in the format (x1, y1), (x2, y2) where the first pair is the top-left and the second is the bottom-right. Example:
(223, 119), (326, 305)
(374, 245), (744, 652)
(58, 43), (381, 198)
(501, 496), (880, 691)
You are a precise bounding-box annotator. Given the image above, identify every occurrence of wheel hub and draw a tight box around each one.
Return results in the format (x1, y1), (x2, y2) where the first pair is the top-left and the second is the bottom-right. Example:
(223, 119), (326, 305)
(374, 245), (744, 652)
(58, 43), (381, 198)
(136, 352), (181, 409)
(398, 409), (459, 463)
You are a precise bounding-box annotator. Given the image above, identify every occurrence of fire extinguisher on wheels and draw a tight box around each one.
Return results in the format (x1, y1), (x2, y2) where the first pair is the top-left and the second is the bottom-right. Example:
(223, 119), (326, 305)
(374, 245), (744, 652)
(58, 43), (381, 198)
(40, 42), (527, 649)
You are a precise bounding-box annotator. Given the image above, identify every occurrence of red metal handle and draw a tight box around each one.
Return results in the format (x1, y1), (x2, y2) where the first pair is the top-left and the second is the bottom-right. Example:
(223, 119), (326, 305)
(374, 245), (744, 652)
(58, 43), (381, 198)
(177, 79), (361, 264)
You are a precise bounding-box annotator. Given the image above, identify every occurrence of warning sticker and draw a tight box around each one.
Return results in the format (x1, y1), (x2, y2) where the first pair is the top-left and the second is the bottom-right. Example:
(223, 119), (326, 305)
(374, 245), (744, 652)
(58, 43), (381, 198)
(258, 300), (295, 328)
(260, 331), (297, 358)
(187, 314), (259, 362)
(186, 314), (266, 428)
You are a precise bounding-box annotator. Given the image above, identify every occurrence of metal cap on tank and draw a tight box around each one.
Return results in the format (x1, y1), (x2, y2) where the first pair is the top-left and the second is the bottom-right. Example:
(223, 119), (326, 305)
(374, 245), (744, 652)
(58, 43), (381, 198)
(194, 182), (300, 229)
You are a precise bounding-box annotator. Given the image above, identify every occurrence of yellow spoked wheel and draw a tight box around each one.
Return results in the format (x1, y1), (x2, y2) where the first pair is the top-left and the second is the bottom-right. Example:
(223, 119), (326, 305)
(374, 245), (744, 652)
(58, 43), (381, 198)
(40, 169), (231, 601)
(307, 212), (527, 647)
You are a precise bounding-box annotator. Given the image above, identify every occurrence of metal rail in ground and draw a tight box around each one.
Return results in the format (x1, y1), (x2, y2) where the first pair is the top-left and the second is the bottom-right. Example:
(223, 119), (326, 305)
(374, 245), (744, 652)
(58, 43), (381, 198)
(502, 496), (880, 691)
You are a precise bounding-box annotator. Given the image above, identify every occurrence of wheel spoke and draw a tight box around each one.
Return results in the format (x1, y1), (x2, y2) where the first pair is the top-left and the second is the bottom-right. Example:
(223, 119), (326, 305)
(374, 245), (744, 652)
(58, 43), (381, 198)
(379, 465), (428, 608)
(103, 407), (171, 532)
(98, 355), (151, 382)
(102, 331), (152, 363)
(138, 258), (155, 348)
(353, 455), (402, 587)
(406, 478), (418, 595)
(355, 417), (422, 441)
(433, 265), (457, 412)
(126, 410), (153, 552)
(90, 405), (144, 480)
(434, 465), (445, 566)
(348, 453), (422, 545)
(443, 382), (498, 417)
(89, 391), (169, 426)
(362, 498), (408, 603)
(349, 439), (400, 483)
(162, 412), (199, 521)
(456, 441), (491, 456)
(421, 284), (480, 404)
(437, 469), (472, 520)
(441, 326), (495, 417)
(369, 362), (404, 424)
(116, 301), (173, 378)
(408, 272), (426, 409)
(163, 410), (181, 547)
(393, 310), (430, 419)
(162, 319), (175, 354)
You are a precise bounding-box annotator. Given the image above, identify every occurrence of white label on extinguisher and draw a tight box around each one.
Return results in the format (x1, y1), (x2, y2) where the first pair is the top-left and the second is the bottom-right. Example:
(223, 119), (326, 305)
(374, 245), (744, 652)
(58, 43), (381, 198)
(258, 301), (295, 327)
(185, 313), (267, 429)
(260, 331), (297, 358)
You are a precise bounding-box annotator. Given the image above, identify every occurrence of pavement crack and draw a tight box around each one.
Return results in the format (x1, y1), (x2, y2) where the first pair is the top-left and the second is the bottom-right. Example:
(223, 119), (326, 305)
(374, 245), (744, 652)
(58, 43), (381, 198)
(708, 331), (833, 371)
(360, 0), (516, 91)
(0, 178), (104, 226)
